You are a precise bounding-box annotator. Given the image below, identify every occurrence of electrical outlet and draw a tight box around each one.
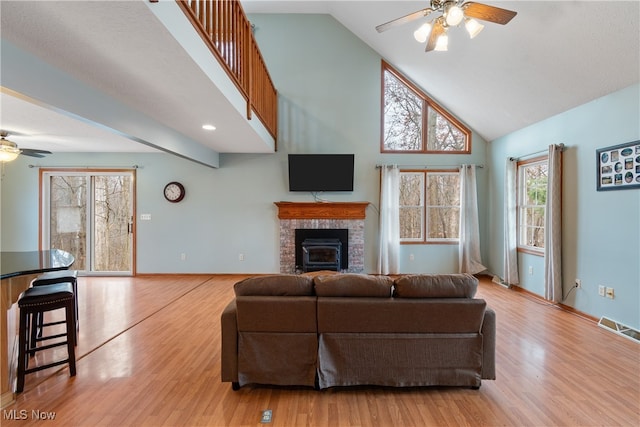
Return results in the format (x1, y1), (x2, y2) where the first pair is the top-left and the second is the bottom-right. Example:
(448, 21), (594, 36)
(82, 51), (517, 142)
(409, 254), (415, 261)
(239, 253), (245, 261)
(606, 287), (615, 299)
(528, 266), (533, 275)
(261, 409), (272, 423)
(575, 279), (581, 288)
(598, 285), (606, 297)
(180, 253), (186, 261)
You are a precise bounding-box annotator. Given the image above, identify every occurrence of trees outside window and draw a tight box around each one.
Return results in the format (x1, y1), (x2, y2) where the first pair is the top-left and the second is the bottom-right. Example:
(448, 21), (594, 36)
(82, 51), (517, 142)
(43, 170), (134, 274)
(517, 158), (548, 253)
(381, 61), (470, 154)
(399, 170), (460, 244)
(383, 71), (423, 151)
(399, 172), (425, 241)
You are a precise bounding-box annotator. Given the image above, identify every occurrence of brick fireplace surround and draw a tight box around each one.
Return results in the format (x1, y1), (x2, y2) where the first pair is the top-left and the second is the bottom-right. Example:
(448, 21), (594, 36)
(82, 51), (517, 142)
(275, 202), (369, 274)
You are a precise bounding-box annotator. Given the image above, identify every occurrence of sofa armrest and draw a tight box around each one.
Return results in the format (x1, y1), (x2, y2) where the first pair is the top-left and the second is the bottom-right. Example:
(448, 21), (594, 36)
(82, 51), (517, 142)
(221, 300), (238, 382)
(481, 307), (496, 380)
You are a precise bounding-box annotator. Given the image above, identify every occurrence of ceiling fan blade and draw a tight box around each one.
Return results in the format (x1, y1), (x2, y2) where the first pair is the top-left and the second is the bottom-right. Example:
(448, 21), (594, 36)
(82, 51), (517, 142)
(1, 130), (29, 137)
(21, 148), (52, 158)
(463, 2), (517, 25)
(425, 20), (445, 52)
(376, 8), (433, 33)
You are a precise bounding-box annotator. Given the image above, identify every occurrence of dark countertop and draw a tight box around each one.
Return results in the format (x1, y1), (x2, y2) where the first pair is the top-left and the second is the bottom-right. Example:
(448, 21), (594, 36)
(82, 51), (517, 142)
(1, 249), (75, 280)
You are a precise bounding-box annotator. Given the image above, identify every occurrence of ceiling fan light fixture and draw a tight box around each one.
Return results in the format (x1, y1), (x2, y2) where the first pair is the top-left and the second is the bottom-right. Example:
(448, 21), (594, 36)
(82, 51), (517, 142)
(465, 18), (484, 38)
(444, 3), (464, 26)
(434, 33), (449, 51)
(413, 22), (432, 43)
(0, 138), (21, 162)
(375, 1), (517, 54)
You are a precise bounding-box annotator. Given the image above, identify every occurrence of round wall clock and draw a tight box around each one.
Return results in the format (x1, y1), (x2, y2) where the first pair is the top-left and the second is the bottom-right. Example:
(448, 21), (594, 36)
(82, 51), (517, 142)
(163, 181), (185, 203)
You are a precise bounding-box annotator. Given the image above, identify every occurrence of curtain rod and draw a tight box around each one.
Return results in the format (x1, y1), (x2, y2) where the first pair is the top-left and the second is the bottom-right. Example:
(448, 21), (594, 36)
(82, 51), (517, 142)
(375, 164), (484, 169)
(28, 165), (140, 169)
(509, 143), (565, 161)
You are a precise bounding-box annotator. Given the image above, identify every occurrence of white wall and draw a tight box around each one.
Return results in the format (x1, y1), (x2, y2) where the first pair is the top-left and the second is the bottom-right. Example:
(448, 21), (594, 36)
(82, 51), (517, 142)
(487, 83), (640, 329)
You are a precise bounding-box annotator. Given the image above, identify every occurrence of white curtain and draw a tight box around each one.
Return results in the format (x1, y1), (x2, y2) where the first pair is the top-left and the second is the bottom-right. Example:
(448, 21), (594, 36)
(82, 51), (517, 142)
(544, 144), (563, 302)
(459, 164), (486, 274)
(503, 158), (520, 285)
(377, 165), (400, 275)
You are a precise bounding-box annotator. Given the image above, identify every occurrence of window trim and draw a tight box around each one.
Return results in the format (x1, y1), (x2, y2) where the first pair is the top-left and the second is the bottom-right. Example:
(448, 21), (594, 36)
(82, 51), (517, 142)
(399, 169), (460, 245)
(516, 156), (548, 256)
(381, 60), (471, 154)
(399, 171), (426, 244)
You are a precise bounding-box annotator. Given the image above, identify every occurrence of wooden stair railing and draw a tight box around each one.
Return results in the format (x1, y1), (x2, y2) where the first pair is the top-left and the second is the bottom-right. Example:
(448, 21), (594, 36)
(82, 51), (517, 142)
(173, 0), (278, 144)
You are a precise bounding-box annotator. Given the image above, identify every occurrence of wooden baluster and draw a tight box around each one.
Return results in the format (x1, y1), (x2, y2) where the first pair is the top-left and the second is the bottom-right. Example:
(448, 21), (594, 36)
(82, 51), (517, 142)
(174, 0), (277, 140)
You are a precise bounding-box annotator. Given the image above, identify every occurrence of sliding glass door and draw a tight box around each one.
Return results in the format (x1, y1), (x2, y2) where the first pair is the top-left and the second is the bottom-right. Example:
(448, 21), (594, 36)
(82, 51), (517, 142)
(41, 170), (135, 275)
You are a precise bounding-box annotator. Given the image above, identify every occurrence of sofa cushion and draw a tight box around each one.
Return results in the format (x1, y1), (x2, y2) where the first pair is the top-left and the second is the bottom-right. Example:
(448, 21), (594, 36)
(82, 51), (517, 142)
(314, 274), (393, 297)
(393, 274), (478, 298)
(234, 275), (314, 296)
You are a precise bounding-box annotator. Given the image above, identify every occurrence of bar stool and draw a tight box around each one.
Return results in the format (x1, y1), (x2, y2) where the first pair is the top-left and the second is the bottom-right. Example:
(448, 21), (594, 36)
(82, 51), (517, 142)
(32, 270), (79, 337)
(16, 283), (77, 393)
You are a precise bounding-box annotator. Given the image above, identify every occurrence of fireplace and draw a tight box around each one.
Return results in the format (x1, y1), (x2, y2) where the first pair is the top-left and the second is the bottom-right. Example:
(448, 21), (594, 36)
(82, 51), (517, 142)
(275, 202), (368, 274)
(301, 238), (341, 272)
(295, 229), (348, 272)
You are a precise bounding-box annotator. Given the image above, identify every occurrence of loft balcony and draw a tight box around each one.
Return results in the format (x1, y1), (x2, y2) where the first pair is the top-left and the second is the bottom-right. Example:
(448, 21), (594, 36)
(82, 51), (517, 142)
(0, 0), (277, 168)
(176, 0), (277, 141)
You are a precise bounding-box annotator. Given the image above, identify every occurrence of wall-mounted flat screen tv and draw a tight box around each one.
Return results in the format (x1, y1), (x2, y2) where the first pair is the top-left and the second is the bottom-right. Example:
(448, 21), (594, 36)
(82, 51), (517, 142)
(288, 154), (354, 192)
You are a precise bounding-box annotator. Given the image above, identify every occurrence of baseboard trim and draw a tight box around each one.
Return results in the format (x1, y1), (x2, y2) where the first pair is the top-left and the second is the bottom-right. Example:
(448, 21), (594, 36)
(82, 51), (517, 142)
(558, 303), (599, 323)
(509, 284), (598, 324)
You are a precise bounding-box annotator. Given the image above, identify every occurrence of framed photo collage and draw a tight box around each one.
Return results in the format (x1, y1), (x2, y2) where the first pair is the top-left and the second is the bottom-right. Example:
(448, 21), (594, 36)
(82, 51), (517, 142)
(596, 140), (640, 191)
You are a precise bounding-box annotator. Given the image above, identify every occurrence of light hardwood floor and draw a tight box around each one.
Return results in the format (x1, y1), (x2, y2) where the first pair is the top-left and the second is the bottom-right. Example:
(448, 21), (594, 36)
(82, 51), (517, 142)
(2, 274), (639, 426)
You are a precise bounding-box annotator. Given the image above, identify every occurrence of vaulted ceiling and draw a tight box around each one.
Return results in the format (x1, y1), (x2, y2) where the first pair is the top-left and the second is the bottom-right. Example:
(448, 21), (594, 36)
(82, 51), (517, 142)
(1, 0), (638, 160)
(243, 0), (640, 141)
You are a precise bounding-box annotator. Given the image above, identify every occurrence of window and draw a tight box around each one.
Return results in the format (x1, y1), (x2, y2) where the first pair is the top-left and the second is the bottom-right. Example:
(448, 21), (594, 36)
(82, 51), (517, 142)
(399, 170), (460, 243)
(381, 61), (470, 153)
(517, 157), (548, 253)
(41, 170), (135, 274)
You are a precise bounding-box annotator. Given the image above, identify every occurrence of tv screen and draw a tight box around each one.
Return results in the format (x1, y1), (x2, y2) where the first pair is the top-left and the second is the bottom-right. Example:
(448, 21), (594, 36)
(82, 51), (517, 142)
(288, 154), (354, 192)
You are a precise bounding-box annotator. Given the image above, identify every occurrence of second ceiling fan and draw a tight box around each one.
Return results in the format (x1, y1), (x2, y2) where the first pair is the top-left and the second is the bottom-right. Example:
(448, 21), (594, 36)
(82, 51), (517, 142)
(376, 0), (517, 52)
(0, 131), (52, 162)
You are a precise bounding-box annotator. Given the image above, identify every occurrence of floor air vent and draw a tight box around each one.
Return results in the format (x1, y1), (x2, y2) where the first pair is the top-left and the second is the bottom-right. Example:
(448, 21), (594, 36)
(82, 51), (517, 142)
(598, 316), (640, 343)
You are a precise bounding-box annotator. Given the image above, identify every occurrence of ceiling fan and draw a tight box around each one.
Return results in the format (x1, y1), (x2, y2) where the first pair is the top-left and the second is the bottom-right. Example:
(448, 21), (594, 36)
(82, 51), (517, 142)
(0, 131), (52, 162)
(376, 0), (517, 52)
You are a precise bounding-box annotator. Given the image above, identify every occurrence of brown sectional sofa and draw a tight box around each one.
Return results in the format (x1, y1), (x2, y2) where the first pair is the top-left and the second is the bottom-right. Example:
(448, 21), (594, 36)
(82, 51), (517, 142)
(221, 273), (495, 390)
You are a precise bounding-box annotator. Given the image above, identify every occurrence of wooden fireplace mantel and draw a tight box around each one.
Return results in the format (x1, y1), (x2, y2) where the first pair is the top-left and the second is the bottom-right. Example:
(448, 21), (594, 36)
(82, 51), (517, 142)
(275, 202), (369, 220)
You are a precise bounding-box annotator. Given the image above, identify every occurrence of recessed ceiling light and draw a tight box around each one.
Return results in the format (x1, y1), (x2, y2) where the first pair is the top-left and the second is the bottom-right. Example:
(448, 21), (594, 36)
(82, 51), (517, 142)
(202, 124), (216, 131)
